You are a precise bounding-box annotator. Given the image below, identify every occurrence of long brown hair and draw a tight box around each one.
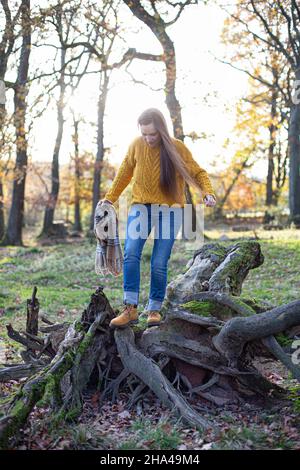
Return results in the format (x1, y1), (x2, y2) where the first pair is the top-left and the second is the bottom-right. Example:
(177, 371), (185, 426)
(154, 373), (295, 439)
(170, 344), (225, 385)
(137, 108), (197, 201)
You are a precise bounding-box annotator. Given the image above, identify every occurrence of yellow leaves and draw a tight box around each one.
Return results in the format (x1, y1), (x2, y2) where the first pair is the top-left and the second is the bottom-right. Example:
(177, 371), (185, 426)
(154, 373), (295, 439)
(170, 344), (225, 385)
(223, 173), (259, 211)
(18, 126), (26, 135)
(15, 135), (27, 152)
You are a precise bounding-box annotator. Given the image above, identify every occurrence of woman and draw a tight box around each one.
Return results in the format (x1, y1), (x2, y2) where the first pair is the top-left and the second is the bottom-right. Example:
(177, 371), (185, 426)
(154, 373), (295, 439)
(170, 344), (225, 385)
(101, 108), (216, 328)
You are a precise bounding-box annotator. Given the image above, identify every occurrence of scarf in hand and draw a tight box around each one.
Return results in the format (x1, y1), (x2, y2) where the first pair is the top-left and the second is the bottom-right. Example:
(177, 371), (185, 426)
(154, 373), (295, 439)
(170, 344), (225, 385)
(94, 201), (123, 276)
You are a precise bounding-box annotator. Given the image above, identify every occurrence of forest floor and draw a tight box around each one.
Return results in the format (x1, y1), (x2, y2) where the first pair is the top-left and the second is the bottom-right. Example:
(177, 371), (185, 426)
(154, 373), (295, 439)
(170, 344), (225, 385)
(0, 224), (300, 450)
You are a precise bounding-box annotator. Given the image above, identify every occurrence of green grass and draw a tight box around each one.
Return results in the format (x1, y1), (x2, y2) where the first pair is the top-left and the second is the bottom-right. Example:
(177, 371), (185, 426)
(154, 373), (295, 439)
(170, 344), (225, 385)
(1, 233), (300, 334)
(1, 230), (300, 450)
(119, 418), (182, 450)
(213, 424), (296, 450)
(288, 383), (300, 413)
(242, 238), (300, 305)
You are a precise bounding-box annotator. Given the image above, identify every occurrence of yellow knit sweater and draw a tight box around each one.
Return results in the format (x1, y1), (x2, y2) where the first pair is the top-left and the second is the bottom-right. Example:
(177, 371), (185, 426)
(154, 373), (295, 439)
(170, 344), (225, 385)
(104, 136), (216, 207)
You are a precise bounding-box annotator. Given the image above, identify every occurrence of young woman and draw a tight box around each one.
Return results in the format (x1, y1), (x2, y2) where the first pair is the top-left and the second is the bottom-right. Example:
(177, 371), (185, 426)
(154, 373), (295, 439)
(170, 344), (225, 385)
(100, 108), (216, 328)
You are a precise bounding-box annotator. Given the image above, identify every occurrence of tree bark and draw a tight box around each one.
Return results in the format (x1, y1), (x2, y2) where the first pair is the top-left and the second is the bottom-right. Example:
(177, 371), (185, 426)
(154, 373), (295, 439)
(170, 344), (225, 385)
(266, 87), (277, 206)
(2, 0), (31, 246)
(41, 48), (66, 236)
(289, 66), (300, 221)
(0, 177), (4, 240)
(90, 70), (110, 230)
(73, 118), (82, 232)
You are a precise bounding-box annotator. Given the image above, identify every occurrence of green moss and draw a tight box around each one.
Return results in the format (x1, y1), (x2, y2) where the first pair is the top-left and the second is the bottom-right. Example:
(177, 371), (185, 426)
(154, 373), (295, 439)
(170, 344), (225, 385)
(275, 333), (293, 348)
(179, 300), (215, 317)
(132, 317), (148, 332)
(36, 373), (61, 408)
(180, 295), (256, 319)
(76, 331), (93, 356)
(10, 399), (27, 418)
(209, 247), (227, 258)
(74, 320), (85, 333)
(0, 388), (39, 447)
(214, 241), (263, 294)
(238, 295), (266, 313)
(231, 297), (256, 316)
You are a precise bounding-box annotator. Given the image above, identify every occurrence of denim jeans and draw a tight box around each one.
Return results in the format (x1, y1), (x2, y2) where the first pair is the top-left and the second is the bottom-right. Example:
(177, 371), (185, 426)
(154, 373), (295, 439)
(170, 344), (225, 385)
(123, 203), (183, 311)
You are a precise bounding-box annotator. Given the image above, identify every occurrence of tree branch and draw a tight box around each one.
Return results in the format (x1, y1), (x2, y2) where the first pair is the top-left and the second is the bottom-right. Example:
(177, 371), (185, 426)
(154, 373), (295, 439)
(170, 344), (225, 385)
(249, 0), (296, 68)
(165, 0), (198, 27)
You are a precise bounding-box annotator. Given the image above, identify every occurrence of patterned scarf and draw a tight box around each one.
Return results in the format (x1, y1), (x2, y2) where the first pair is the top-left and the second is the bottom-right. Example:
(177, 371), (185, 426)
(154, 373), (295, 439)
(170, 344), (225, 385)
(94, 201), (123, 276)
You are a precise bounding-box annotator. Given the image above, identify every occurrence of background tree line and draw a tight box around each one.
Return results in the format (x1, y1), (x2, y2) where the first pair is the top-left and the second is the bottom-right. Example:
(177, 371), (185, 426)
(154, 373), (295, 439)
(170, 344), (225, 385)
(0, 0), (299, 246)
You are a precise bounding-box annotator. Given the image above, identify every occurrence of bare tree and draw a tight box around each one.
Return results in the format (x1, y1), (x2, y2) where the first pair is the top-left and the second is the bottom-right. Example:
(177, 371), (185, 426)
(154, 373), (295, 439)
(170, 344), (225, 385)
(37, 0), (130, 233)
(38, 0), (85, 237)
(70, 109), (82, 232)
(0, 1), (23, 241)
(1, 0), (31, 246)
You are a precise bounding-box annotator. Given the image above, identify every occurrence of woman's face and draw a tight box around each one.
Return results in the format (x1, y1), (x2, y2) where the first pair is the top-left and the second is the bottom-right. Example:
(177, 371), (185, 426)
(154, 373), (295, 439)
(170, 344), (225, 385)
(140, 123), (161, 148)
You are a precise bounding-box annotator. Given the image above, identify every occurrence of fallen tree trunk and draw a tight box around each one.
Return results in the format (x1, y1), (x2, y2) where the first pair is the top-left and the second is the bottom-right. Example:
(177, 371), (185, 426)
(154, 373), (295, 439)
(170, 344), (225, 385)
(0, 240), (299, 449)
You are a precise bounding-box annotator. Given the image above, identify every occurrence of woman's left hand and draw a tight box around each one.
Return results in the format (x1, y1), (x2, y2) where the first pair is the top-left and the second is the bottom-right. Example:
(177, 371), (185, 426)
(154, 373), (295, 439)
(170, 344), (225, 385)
(204, 194), (216, 207)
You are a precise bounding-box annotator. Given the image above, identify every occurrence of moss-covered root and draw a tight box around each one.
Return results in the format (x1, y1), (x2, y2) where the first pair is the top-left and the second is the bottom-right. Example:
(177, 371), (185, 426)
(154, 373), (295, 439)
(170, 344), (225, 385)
(180, 293), (257, 320)
(0, 352), (74, 450)
(52, 312), (107, 424)
(209, 241), (264, 295)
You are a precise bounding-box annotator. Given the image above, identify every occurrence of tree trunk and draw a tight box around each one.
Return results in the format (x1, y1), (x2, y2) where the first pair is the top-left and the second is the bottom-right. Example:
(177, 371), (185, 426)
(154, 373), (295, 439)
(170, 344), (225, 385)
(90, 70), (110, 230)
(289, 66), (300, 221)
(73, 118), (82, 232)
(41, 49), (66, 236)
(0, 177), (4, 240)
(2, 0), (31, 246)
(0, 84), (5, 240)
(266, 87), (277, 206)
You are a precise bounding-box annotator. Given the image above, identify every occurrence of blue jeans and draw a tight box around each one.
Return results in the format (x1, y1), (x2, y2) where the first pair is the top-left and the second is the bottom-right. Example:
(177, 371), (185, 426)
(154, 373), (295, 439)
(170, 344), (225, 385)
(123, 203), (183, 311)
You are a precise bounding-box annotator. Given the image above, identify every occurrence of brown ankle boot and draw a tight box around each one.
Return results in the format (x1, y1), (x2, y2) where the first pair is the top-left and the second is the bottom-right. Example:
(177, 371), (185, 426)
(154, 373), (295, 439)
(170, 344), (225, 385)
(109, 304), (139, 329)
(147, 311), (162, 327)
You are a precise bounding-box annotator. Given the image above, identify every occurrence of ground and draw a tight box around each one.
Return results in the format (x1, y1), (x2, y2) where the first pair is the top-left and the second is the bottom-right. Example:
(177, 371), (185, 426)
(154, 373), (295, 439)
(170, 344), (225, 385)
(0, 222), (300, 450)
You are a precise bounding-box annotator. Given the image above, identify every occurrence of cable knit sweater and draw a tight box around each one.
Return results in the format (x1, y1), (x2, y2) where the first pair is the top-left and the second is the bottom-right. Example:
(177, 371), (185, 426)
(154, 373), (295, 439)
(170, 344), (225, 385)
(104, 136), (216, 207)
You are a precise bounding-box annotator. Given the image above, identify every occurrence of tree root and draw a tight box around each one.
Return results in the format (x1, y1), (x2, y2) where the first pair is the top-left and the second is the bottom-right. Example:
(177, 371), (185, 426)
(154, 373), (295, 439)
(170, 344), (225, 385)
(262, 336), (300, 382)
(114, 327), (212, 430)
(212, 299), (300, 374)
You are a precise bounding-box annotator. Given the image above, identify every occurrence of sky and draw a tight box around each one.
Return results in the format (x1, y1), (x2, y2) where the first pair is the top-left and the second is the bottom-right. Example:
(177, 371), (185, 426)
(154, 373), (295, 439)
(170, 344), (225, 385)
(10, 1), (254, 177)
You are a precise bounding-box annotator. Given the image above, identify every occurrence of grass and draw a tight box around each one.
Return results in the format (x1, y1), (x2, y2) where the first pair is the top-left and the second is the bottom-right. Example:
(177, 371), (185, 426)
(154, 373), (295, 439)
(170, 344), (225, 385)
(288, 383), (300, 413)
(118, 418), (182, 450)
(1, 229), (300, 353)
(213, 424), (296, 450)
(1, 226), (300, 449)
